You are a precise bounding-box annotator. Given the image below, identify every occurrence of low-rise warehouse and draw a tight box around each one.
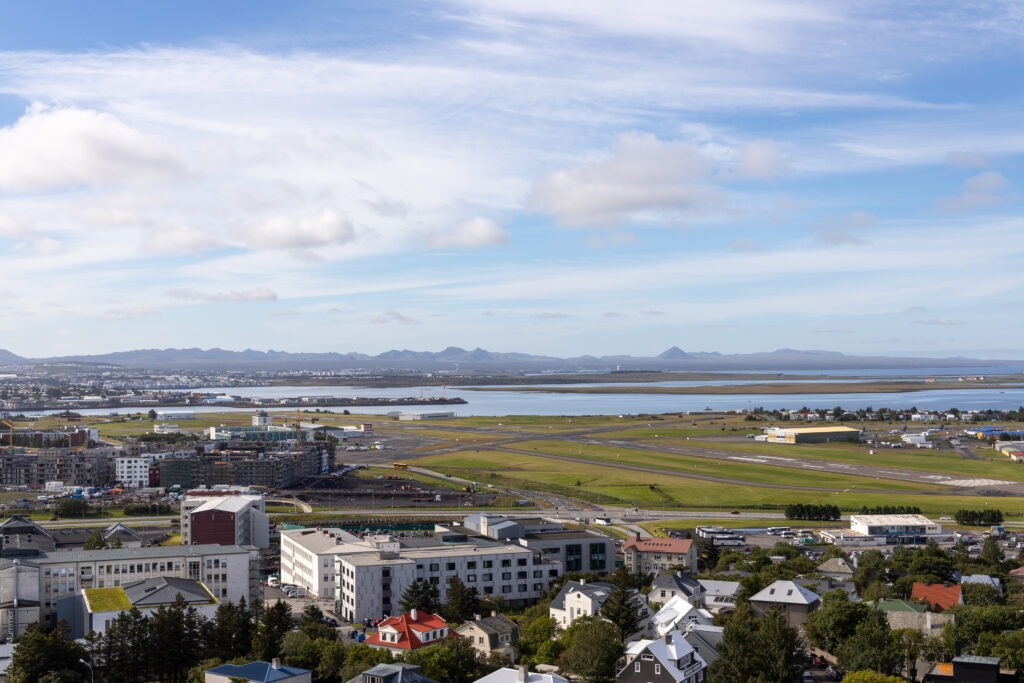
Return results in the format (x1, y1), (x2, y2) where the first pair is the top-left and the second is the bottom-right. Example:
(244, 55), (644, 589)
(762, 426), (862, 444)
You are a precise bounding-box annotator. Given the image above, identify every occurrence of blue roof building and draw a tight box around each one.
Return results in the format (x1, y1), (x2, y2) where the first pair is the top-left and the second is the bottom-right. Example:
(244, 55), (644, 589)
(205, 659), (311, 683)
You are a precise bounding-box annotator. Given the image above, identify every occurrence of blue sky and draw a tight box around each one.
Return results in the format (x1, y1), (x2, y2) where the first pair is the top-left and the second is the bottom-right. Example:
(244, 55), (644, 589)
(1, 1), (1023, 359)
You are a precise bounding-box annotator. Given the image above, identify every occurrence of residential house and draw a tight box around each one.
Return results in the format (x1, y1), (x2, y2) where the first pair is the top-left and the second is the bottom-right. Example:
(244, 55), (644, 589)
(618, 632), (708, 683)
(651, 596), (713, 637)
(816, 557), (856, 582)
(911, 582), (962, 612)
(960, 574), (1003, 594)
(749, 580), (820, 627)
(623, 536), (696, 576)
(650, 572), (703, 607)
(695, 580), (739, 615)
(365, 610), (452, 654)
(680, 623), (723, 667)
(455, 613), (520, 662)
(206, 658), (311, 683)
(344, 663), (438, 683)
(922, 655), (1017, 682)
(549, 580), (652, 638)
(474, 667), (569, 683)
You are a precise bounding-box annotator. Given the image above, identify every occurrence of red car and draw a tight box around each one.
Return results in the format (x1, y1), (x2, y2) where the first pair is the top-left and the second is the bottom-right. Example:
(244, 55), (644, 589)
(730, 510), (740, 515)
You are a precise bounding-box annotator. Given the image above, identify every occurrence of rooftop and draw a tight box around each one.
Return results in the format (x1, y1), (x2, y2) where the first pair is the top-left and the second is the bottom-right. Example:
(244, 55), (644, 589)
(207, 660), (311, 682)
(624, 536), (693, 553)
(849, 514), (937, 526)
(750, 580), (820, 606)
(911, 582), (961, 611)
(39, 543), (253, 563)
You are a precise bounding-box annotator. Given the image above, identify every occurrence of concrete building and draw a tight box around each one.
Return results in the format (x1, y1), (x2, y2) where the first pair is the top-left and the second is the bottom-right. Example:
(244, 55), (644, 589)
(74, 576), (218, 637)
(336, 537), (561, 622)
(623, 536), (697, 576)
(116, 456), (157, 488)
(821, 514), (953, 547)
(618, 632), (708, 683)
(182, 494), (269, 548)
(281, 527), (361, 600)
(749, 580), (820, 627)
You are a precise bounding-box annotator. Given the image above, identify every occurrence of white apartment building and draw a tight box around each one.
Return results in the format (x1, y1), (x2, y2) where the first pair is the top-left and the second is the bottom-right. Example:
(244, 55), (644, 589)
(115, 456), (154, 488)
(281, 527), (362, 599)
(335, 538), (562, 622)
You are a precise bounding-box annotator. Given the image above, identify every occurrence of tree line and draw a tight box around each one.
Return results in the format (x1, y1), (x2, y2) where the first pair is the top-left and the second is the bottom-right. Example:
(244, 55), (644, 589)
(784, 504), (841, 521)
(954, 509), (1004, 526)
(858, 506), (921, 515)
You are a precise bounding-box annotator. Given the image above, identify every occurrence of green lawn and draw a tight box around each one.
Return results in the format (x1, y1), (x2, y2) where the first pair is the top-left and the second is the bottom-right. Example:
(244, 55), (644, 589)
(414, 449), (1024, 517)
(507, 440), (947, 492)
(84, 587), (131, 612)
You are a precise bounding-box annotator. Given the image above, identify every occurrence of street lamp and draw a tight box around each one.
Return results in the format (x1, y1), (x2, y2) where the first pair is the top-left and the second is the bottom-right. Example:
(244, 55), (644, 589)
(79, 658), (94, 683)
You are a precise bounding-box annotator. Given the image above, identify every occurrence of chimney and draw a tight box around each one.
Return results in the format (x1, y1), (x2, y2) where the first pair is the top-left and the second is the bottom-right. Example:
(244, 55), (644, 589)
(411, 608), (418, 621)
(635, 531), (641, 541)
(474, 614), (482, 622)
(272, 658), (281, 669)
(943, 581), (949, 588)
(664, 633), (672, 644)
(518, 666), (528, 682)
(580, 579), (586, 585)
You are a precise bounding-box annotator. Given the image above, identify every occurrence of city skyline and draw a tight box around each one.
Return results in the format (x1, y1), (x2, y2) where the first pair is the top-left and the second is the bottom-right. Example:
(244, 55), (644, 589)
(1, 2), (1023, 358)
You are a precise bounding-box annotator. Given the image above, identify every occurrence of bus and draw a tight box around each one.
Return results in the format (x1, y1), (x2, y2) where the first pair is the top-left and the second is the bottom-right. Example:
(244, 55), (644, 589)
(767, 527), (791, 536)
(392, 463), (408, 470)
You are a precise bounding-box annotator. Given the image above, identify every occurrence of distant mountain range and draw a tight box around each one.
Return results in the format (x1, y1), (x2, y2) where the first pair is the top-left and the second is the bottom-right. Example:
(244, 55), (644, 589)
(0, 346), (1017, 372)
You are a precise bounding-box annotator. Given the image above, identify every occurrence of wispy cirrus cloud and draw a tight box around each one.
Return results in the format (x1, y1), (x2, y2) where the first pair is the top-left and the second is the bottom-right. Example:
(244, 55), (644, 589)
(165, 287), (278, 302)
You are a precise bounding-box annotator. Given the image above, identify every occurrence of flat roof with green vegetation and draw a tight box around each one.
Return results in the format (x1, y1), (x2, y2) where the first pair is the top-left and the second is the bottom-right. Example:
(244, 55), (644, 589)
(84, 587), (132, 612)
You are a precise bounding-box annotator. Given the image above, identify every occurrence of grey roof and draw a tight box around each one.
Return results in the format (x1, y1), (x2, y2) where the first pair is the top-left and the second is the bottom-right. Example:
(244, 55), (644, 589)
(697, 580), (740, 598)
(652, 572), (702, 598)
(961, 574), (1003, 592)
(549, 581), (616, 611)
(345, 663), (438, 683)
(817, 557), (856, 575)
(38, 543), (253, 563)
(0, 515), (53, 539)
(123, 577), (215, 607)
(953, 655), (1002, 666)
(750, 580), (820, 606)
(469, 614), (518, 637)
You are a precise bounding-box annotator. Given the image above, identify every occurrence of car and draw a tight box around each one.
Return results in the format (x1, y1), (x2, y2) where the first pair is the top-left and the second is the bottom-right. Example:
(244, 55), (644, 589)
(803, 673), (815, 682)
(730, 510), (740, 515)
(940, 516), (953, 521)
(49, 515), (59, 521)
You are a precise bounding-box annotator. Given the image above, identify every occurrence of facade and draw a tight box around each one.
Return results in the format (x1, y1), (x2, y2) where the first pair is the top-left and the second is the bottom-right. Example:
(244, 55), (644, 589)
(183, 494), (269, 548)
(281, 527), (361, 600)
(455, 613), (520, 661)
(365, 610), (451, 653)
(923, 656), (1017, 683)
(650, 572), (703, 607)
(696, 580), (739, 615)
(618, 632), (707, 683)
(336, 538), (561, 622)
(651, 596), (713, 637)
(821, 514), (953, 547)
(763, 426), (862, 444)
(749, 580), (820, 627)
(549, 580), (652, 638)
(623, 536), (696, 576)
(115, 456), (156, 488)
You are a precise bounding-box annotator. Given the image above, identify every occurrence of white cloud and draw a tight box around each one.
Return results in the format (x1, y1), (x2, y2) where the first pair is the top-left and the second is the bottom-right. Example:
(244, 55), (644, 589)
(945, 151), (988, 168)
(916, 318), (965, 326)
(528, 133), (718, 228)
(536, 312), (571, 319)
(0, 105), (182, 192)
(429, 217), (509, 249)
(165, 287), (277, 302)
(370, 309), (419, 324)
(245, 210), (356, 249)
(935, 171), (1010, 212)
(734, 140), (788, 181)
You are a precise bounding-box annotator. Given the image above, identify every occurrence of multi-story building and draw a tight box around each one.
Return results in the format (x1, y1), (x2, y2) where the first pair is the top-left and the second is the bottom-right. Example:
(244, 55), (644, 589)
(281, 527), (358, 600)
(182, 494), (269, 548)
(116, 456), (155, 488)
(549, 579), (652, 638)
(623, 536), (697, 576)
(335, 537), (562, 622)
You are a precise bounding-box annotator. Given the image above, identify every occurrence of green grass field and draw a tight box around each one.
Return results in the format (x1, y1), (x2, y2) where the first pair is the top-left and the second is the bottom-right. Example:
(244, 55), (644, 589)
(414, 449), (1024, 517)
(507, 439), (947, 492)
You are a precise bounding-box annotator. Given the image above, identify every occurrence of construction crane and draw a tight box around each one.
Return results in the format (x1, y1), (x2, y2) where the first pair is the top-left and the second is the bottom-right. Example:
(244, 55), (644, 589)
(295, 409), (301, 479)
(1, 420), (13, 454)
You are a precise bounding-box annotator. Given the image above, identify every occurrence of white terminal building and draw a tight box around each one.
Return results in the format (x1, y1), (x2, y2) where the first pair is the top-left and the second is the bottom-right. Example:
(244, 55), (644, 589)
(820, 514), (955, 547)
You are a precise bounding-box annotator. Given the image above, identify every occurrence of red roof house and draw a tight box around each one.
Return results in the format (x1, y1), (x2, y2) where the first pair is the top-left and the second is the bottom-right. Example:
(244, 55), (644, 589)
(623, 535), (697, 573)
(910, 582), (962, 611)
(365, 610), (453, 653)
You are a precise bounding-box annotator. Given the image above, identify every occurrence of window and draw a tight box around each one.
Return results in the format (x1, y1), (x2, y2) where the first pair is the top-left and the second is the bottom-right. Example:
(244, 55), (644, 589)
(641, 654), (654, 661)
(566, 544), (583, 572)
(533, 570), (542, 578)
(518, 584), (527, 592)
(517, 571), (527, 579)
(517, 558), (527, 566)
(655, 664), (661, 675)
(467, 561), (477, 569)
(483, 560), (493, 568)
(446, 562), (456, 571)
(501, 559), (511, 567)
(483, 586), (493, 594)
(501, 585), (511, 594)
(429, 563), (439, 572)
(483, 573), (493, 581)
(502, 572), (512, 580)
(635, 663), (641, 673)
(549, 569), (558, 577)
(533, 583), (542, 591)
(467, 574), (477, 582)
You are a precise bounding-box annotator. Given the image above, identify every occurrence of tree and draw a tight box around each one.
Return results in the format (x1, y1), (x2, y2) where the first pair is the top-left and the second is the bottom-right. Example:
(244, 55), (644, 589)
(404, 637), (488, 683)
(6, 622), (89, 683)
(252, 600), (293, 661)
(102, 607), (151, 682)
(803, 591), (871, 654)
(841, 672), (904, 683)
(836, 610), (900, 677)
(599, 583), (641, 639)
(962, 582), (1003, 606)
(398, 579), (439, 614)
(518, 616), (560, 664)
(709, 607), (763, 683)
(300, 604), (337, 641)
(206, 599), (255, 661)
(981, 536), (1004, 566)
(755, 608), (801, 683)
(83, 529), (108, 550)
(560, 617), (622, 683)
(442, 576), (480, 623)
(148, 408), (158, 420)
(894, 628), (924, 681)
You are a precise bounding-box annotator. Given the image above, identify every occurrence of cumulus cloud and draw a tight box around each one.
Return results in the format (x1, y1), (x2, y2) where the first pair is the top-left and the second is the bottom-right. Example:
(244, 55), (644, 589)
(429, 217), (509, 249)
(149, 226), (222, 254)
(370, 309), (419, 324)
(165, 287), (277, 302)
(527, 133), (718, 228)
(245, 210), (355, 249)
(935, 171), (1009, 212)
(0, 105), (182, 192)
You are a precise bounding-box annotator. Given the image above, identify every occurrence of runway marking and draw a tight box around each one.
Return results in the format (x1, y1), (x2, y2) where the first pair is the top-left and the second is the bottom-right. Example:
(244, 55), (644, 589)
(728, 457), (769, 463)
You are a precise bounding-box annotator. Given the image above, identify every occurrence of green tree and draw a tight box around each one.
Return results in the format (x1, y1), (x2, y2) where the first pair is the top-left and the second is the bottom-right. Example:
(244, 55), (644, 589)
(102, 607), (151, 682)
(6, 622), (89, 683)
(755, 608), (801, 683)
(803, 591), (870, 654)
(518, 616), (560, 664)
(205, 599), (255, 661)
(148, 596), (204, 682)
(148, 408), (158, 420)
(981, 536), (1004, 566)
(989, 630), (1024, 672)
(710, 606), (801, 683)
(836, 610), (900, 677)
(398, 579), (439, 614)
(252, 600), (293, 662)
(83, 529), (108, 550)
(599, 584), (641, 638)
(841, 672), (904, 683)
(338, 645), (392, 682)
(300, 604), (337, 641)
(962, 582), (1003, 606)
(404, 637), (488, 683)
(441, 576), (480, 623)
(560, 617), (622, 683)
(894, 628), (924, 681)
